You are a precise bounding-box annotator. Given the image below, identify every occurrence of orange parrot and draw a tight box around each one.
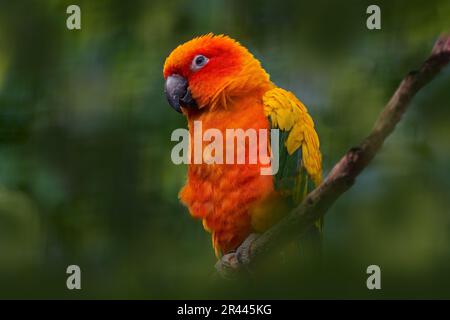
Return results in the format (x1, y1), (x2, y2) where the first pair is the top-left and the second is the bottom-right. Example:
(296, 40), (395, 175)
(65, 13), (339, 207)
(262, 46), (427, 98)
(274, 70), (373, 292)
(163, 34), (322, 259)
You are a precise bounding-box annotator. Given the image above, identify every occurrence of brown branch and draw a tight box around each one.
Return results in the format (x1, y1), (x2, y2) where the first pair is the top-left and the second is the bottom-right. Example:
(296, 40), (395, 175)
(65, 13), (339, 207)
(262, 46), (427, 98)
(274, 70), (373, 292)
(216, 35), (450, 276)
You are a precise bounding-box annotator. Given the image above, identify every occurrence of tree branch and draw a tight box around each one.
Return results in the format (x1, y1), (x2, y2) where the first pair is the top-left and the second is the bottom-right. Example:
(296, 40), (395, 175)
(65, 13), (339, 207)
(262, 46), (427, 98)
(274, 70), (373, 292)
(216, 35), (450, 276)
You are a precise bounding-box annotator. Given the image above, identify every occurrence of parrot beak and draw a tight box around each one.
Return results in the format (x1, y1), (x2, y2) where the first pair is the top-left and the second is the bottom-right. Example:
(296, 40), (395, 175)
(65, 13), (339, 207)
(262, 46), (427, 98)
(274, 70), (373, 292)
(164, 74), (197, 113)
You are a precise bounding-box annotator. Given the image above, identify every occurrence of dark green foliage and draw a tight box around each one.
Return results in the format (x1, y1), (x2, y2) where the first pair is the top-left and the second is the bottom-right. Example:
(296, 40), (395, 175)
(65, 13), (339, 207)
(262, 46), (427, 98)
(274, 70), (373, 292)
(0, 0), (449, 298)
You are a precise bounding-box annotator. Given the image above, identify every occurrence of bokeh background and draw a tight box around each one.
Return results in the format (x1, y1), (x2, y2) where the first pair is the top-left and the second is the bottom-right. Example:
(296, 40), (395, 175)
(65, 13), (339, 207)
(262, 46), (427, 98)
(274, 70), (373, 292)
(0, 0), (449, 299)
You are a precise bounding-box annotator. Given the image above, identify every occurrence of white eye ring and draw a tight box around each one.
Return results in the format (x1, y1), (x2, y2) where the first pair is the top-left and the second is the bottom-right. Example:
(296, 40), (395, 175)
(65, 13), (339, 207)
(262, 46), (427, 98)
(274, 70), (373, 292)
(191, 55), (209, 71)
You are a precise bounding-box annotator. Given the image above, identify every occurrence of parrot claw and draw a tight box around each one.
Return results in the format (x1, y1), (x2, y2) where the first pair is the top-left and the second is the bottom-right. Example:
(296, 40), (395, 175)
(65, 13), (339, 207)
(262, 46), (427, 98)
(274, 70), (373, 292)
(236, 233), (260, 265)
(215, 233), (260, 278)
(215, 252), (239, 279)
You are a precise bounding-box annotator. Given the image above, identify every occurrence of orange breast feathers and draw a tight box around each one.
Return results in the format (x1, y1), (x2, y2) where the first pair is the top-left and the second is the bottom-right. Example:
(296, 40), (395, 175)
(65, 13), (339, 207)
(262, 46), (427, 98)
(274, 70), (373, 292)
(179, 95), (276, 257)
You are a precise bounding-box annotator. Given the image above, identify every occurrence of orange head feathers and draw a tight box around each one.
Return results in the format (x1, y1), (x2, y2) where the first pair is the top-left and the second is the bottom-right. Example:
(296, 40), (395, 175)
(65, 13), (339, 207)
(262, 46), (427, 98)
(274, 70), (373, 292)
(163, 34), (271, 112)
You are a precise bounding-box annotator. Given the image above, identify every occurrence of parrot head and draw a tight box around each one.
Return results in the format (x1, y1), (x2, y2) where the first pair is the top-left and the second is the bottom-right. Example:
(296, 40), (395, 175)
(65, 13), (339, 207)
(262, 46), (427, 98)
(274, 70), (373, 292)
(163, 34), (270, 113)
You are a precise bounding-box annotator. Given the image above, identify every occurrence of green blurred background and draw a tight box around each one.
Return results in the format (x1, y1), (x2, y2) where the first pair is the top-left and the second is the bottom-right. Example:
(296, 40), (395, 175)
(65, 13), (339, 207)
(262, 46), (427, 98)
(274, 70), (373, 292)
(0, 0), (449, 299)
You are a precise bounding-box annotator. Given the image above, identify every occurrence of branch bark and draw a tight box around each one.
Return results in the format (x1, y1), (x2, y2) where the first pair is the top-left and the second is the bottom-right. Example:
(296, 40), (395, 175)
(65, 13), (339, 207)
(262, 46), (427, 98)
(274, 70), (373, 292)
(216, 35), (450, 276)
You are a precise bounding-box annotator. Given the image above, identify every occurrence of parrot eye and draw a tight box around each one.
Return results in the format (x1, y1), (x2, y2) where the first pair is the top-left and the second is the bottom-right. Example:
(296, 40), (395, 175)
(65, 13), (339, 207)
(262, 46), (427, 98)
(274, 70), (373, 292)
(191, 55), (209, 71)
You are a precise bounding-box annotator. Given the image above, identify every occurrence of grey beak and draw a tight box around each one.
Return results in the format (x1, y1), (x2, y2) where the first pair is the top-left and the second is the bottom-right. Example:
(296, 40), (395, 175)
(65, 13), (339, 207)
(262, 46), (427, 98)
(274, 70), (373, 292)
(164, 74), (197, 113)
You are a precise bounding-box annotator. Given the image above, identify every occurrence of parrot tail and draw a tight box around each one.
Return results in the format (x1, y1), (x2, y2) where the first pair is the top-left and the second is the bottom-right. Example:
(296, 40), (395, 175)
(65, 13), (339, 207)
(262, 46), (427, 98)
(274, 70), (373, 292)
(293, 163), (323, 263)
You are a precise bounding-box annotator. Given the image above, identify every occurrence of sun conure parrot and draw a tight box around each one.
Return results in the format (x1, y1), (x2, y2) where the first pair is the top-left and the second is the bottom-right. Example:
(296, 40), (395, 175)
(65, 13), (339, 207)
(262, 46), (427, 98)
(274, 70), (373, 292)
(163, 34), (322, 259)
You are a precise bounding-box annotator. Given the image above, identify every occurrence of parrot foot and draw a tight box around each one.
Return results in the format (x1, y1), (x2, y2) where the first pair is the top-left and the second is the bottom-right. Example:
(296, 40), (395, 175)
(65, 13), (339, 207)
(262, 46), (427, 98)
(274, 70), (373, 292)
(215, 233), (260, 278)
(236, 233), (260, 265)
(215, 252), (239, 279)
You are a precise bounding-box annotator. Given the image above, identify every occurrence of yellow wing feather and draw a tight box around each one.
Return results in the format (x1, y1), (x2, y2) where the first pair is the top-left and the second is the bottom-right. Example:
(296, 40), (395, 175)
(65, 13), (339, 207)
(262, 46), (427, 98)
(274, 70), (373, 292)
(263, 87), (322, 186)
